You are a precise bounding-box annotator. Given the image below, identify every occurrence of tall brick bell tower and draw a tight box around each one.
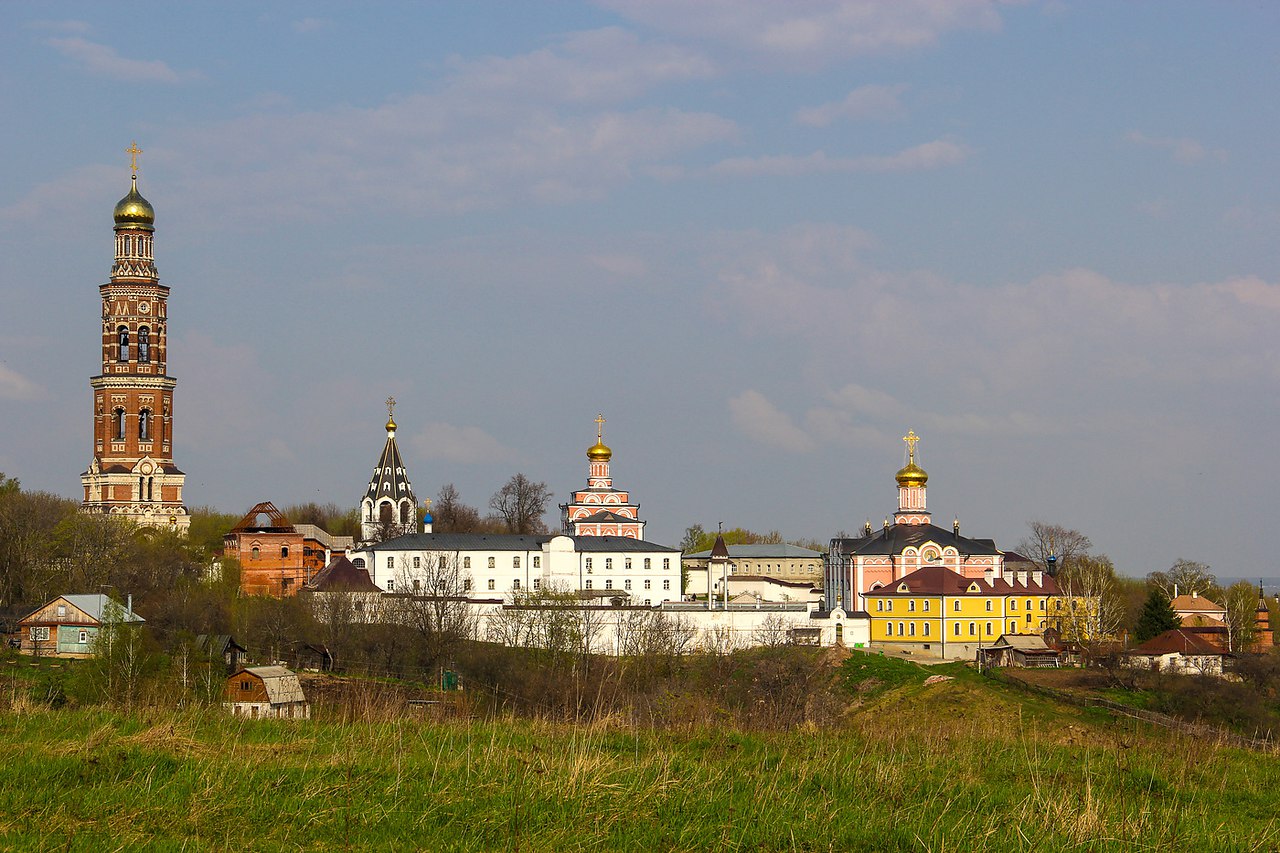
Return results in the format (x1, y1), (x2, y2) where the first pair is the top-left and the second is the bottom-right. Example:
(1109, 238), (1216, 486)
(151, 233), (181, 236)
(80, 143), (190, 534)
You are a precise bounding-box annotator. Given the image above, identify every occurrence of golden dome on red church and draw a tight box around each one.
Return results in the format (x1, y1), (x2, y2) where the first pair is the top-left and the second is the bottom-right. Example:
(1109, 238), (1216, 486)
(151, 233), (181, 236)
(587, 440), (612, 462)
(113, 176), (155, 231)
(896, 461), (928, 487)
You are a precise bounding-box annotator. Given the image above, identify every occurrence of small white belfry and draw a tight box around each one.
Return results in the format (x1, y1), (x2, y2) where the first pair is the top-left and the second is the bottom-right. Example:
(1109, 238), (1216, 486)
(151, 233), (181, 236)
(359, 397), (420, 543)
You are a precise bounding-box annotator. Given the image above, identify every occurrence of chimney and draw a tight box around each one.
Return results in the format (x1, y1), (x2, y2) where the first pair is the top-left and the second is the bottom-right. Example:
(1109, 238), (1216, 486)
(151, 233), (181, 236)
(1191, 589), (1198, 600)
(984, 568), (994, 584)
(1017, 570), (1028, 587)
(1032, 570), (1043, 586)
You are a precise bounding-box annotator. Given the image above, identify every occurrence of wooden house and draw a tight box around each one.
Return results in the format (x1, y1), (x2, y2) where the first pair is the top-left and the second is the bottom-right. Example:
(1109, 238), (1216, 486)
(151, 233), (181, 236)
(224, 666), (310, 719)
(18, 594), (144, 658)
(978, 634), (1063, 668)
(197, 634), (248, 675)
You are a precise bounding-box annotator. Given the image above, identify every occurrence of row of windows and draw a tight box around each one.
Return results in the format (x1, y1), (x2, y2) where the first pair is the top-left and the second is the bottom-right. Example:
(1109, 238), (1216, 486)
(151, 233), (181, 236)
(584, 557), (669, 571)
(882, 620), (1049, 638)
(109, 408), (162, 442)
(380, 576), (676, 595)
(249, 546), (290, 560)
(875, 598), (1050, 613)
(116, 326), (155, 363)
(585, 579), (671, 591)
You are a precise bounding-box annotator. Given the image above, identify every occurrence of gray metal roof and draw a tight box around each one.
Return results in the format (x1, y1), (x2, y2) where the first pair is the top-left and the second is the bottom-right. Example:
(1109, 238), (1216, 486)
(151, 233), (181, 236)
(239, 666), (307, 705)
(685, 543), (823, 559)
(364, 532), (679, 553)
(60, 594), (145, 623)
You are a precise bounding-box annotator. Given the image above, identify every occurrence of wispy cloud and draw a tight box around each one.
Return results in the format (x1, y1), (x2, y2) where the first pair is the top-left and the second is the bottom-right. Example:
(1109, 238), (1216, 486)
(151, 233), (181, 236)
(597, 0), (1007, 69)
(728, 390), (816, 452)
(47, 37), (192, 83)
(292, 17), (331, 33)
(1125, 131), (1226, 165)
(25, 19), (90, 34)
(794, 84), (908, 127)
(0, 365), (44, 401)
(410, 422), (519, 464)
(711, 140), (968, 177)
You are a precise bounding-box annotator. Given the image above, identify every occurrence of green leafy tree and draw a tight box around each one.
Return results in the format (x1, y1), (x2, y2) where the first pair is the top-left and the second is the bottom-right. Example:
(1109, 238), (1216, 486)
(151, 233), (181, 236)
(1134, 588), (1181, 643)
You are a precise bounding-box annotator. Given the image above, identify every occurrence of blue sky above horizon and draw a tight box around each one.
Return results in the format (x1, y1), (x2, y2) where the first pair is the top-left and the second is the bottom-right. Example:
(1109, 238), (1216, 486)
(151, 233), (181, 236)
(2, 1), (1278, 579)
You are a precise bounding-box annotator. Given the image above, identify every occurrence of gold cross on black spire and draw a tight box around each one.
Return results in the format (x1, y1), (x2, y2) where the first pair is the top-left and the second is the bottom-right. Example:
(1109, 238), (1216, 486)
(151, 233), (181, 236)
(386, 396), (397, 419)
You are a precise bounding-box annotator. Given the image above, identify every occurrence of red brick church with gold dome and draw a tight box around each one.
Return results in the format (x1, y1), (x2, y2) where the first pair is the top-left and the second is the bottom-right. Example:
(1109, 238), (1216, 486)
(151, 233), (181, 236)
(80, 144), (190, 533)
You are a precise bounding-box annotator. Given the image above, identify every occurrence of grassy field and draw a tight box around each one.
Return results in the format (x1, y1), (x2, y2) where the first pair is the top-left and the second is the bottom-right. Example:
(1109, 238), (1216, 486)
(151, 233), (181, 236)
(0, 653), (1277, 851)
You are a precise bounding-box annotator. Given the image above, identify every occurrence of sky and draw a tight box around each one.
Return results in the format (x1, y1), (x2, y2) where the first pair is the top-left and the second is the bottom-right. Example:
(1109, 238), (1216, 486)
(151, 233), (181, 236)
(2, 2), (1278, 579)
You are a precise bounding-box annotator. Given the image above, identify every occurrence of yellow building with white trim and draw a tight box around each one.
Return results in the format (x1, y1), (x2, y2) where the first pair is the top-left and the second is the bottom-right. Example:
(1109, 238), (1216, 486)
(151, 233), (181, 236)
(863, 565), (1067, 660)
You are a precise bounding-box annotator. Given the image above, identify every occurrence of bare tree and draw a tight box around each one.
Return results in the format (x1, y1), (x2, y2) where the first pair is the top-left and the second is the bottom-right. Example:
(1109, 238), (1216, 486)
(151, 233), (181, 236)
(490, 474), (552, 534)
(1222, 580), (1260, 652)
(750, 614), (792, 648)
(1051, 554), (1123, 643)
(434, 483), (487, 533)
(1017, 521), (1092, 576)
(1147, 559), (1218, 600)
(392, 551), (475, 669)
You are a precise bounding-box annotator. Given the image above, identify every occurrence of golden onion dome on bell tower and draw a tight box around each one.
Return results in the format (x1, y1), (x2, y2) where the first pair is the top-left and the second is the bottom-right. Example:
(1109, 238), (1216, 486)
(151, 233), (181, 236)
(587, 412), (612, 461)
(114, 142), (155, 231)
(114, 175), (155, 231)
(895, 429), (928, 487)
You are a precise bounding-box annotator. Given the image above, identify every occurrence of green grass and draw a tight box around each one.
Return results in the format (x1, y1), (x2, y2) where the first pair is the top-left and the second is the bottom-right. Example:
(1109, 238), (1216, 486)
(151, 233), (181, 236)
(1, 675), (1278, 851)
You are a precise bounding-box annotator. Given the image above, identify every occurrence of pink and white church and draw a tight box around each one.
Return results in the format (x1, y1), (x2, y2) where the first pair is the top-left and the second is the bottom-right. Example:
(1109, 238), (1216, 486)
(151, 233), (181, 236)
(825, 431), (1032, 612)
(559, 415), (646, 538)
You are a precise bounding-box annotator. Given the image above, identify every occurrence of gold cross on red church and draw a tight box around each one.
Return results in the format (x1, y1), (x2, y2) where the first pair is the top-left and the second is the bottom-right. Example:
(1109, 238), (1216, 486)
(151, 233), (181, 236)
(903, 429), (920, 461)
(126, 141), (143, 175)
(595, 412), (605, 441)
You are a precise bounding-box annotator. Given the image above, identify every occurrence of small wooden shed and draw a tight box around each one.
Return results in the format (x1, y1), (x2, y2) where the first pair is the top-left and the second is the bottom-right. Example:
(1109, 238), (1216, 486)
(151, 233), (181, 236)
(224, 665), (310, 719)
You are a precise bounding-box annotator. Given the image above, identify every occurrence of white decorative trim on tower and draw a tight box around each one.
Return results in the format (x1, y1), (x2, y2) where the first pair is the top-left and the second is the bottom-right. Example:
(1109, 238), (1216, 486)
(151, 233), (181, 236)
(560, 414), (646, 538)
(81, 144), (189, 534)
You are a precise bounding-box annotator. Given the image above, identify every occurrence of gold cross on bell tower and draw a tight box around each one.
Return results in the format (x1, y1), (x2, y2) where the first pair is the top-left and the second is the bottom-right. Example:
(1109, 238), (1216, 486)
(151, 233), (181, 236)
(903, 429), (920, 462)
(126, 141), (143, 176)
(386, 396), (397, 419)
(595, 412), (606, 442)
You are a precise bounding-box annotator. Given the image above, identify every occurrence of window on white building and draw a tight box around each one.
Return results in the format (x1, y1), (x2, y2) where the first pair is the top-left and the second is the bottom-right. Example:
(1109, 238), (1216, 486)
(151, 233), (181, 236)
(585, 558), (593, 571)
(413, 579), (421, 592)
(514, 556), (521, 569)
(644, 558), (651, 570)
(488, 557), (495, 569)
(585, 580), (593, 590)
(387, 578), (395, 591)
(605, 579), (613, 590)
(487, 579), (495, 590)
(513, 579), (521, 591)
(464, 557), (471, 569)
(413, 556), (420, 569)
(533, 578), (541, 590)
(624, 579), (632, 590)
(463, 579), (472, 592)
(533, 556), (540, 569)
(644, 579), (651, 590)
(387, 557), (394, 570)
(663, 559), (670, 570)
(605, 558), (613, 570)
(663, 579), (670, 590)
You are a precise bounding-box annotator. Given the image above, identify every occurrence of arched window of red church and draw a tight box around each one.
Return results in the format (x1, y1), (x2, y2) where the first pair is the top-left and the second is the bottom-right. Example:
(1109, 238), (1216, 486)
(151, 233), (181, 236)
(117, 326), (129, 362)
(138, 327), (150, 363)
(138, 409), (151, 441)
(114, 408), (126, 440)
